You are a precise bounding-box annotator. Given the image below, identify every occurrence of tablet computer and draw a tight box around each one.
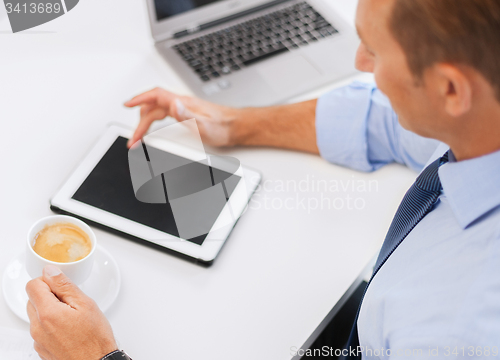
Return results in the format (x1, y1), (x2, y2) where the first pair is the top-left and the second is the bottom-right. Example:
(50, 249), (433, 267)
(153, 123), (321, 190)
(50, 124), (261, 266)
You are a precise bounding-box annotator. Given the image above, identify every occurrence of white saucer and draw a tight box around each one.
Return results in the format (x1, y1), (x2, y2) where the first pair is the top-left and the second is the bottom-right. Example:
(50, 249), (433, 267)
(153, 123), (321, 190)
(2, 245), (121, 323)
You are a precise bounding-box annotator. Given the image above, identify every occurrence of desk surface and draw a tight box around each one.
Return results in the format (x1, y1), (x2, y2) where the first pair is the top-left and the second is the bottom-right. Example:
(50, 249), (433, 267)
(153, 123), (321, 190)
(0, 1), (417, 359)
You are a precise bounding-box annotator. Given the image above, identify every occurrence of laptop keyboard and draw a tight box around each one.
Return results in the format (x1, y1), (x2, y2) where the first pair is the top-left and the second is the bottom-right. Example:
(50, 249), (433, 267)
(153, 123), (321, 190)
(173, 2), (338, 82)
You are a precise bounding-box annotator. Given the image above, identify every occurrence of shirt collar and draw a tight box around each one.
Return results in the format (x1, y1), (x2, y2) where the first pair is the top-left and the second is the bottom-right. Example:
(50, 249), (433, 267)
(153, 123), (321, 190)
(439, 148), (500, 229)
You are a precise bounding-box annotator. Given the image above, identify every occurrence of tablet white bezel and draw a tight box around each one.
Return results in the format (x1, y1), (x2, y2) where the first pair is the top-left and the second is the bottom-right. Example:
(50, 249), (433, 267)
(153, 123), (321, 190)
(51, 125), (261, 263)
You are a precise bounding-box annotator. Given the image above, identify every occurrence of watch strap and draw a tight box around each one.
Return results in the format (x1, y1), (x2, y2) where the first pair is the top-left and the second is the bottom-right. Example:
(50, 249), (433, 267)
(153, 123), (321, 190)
(100, 350), (132, 360)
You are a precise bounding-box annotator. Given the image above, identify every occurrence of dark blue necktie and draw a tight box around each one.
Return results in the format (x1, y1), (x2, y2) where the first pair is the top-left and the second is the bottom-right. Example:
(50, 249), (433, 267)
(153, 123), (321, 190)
(342, 151), (449, 359)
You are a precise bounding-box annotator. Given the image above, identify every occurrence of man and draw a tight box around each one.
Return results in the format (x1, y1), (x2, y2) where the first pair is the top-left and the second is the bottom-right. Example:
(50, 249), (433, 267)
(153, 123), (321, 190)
(26, 0), (500, 359)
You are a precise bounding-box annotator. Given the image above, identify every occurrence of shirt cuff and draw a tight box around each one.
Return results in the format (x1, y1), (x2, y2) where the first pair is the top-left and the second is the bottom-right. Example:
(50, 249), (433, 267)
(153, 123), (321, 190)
(316, 81), (379, 172)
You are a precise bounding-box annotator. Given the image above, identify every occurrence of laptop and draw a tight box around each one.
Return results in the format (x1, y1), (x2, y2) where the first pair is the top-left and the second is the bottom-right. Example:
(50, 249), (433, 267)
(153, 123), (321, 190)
(145, 0), (359, 107)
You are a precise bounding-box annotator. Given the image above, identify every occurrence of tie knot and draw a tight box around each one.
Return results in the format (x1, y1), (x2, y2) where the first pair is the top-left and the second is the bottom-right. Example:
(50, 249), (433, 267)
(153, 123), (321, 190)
(415, 151), (449, 192)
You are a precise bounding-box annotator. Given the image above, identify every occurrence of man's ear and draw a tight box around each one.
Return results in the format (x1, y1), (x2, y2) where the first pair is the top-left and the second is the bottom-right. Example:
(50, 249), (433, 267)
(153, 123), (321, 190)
(434, 64), (472, 117)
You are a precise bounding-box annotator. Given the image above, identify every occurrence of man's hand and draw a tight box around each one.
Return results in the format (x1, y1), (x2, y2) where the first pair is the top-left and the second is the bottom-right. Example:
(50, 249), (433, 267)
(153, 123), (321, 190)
(124, 87), (240, 148)
(26, 265), (117, 360)
(125, 87), (319, 154)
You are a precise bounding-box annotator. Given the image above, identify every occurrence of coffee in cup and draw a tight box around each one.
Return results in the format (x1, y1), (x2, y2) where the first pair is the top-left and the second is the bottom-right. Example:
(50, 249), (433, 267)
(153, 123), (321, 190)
(26, 215), (97, 285)
(32, 223), (92, 263)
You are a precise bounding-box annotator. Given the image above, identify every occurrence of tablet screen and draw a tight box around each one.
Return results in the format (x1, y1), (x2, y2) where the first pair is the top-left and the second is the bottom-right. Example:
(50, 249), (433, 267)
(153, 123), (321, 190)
(72, 136), (240, 245)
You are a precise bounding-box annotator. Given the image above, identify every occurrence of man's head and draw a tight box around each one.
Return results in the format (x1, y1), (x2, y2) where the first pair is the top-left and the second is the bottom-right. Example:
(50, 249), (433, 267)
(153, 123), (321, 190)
(355, 0), (500, 160)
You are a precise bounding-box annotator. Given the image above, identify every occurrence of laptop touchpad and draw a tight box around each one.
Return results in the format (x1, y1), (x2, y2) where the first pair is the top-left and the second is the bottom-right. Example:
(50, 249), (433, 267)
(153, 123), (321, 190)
(256, 54), (322, 95)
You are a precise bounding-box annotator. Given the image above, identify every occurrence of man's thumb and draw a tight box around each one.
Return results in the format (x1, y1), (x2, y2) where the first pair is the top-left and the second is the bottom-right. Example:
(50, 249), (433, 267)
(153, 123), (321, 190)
(42, 265), (85, 306)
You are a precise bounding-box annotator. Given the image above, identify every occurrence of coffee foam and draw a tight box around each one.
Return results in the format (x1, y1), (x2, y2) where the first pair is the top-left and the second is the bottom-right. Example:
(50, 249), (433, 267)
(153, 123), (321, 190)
(32, 223), (92, 263)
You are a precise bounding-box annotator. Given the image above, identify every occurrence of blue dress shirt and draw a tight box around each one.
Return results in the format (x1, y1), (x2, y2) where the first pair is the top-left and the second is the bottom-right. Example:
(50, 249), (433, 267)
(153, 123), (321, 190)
(316, 82), (500, 358)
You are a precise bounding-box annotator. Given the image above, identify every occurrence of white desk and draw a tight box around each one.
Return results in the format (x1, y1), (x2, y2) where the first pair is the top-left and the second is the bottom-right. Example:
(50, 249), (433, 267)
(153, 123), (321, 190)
(0, 1), (417, 359)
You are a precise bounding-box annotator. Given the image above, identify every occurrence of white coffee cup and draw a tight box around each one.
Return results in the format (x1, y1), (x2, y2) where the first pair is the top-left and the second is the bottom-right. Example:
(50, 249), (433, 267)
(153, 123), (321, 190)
(26, 215), (97, 285)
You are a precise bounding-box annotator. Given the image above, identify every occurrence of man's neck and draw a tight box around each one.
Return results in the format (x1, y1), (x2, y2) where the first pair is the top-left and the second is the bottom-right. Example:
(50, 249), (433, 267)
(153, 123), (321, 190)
(444, 105), (500, 162)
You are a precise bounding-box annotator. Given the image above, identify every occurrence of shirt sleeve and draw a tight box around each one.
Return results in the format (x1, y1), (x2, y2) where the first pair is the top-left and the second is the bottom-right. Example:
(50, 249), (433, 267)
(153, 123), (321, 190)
(315, 81), (440, 173)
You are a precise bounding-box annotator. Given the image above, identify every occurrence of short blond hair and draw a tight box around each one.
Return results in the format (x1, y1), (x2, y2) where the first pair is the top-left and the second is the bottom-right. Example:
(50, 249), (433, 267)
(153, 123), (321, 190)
(390, 0), (500, 101)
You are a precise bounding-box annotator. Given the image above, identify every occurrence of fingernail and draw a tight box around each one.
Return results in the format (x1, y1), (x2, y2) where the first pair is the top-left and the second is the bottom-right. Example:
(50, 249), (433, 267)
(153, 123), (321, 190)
(44, 265), (62, 277)
(129, 140), (140, 149)
(175, 99), (185, 116)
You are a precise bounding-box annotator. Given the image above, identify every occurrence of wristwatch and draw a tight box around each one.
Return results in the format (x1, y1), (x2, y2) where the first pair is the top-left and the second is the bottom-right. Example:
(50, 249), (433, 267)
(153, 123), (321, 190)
(100, 350), (133, 360)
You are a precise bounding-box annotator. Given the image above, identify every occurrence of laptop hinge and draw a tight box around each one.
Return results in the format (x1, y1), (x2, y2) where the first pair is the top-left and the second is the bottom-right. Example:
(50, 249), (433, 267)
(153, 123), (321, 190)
(173, 0), (293, 39)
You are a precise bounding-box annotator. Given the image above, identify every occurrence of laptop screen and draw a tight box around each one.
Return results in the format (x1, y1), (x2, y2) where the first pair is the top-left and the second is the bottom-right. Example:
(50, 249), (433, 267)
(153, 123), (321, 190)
(154, 0), (223, 21)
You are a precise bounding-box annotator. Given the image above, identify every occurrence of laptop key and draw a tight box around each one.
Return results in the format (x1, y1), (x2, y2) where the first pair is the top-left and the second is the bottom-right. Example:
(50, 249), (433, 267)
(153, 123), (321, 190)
(242, 45), (289, 67)
(176, 1), (337, 74)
